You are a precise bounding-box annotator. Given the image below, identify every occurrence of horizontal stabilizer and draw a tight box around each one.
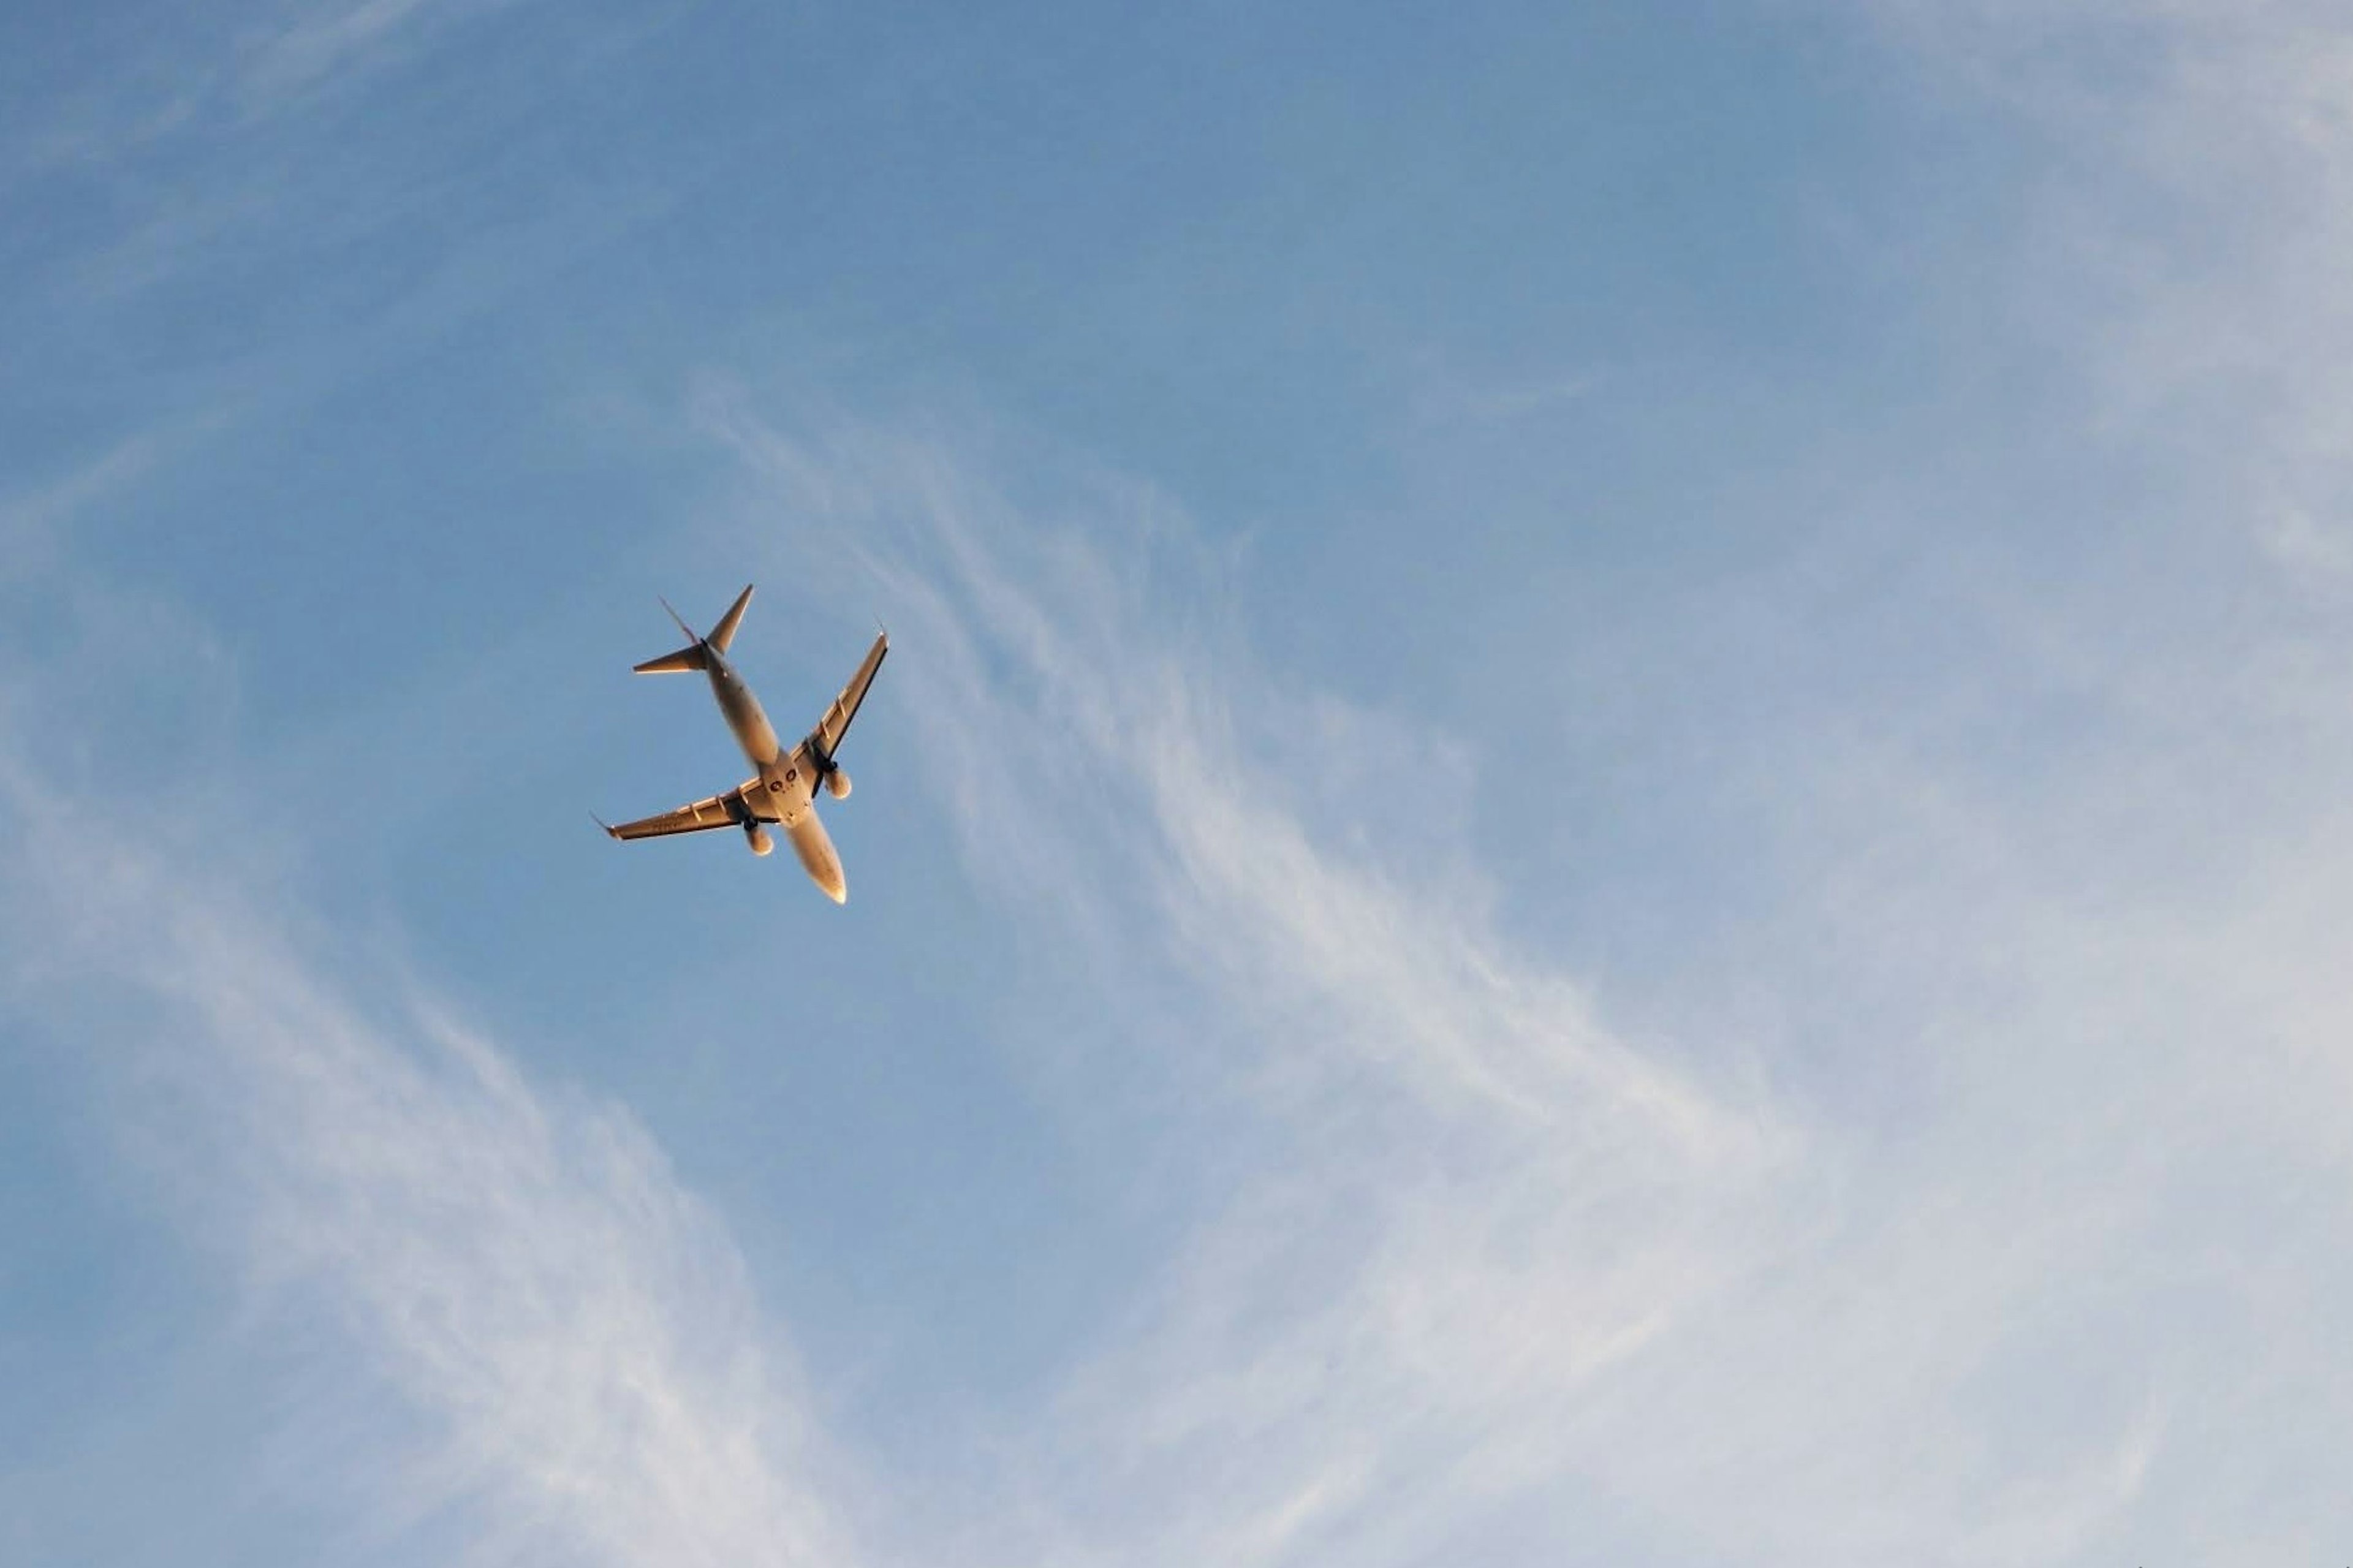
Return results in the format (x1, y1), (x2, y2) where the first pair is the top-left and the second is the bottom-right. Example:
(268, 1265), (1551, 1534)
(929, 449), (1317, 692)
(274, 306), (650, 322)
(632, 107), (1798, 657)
(633, 643), (708, 675)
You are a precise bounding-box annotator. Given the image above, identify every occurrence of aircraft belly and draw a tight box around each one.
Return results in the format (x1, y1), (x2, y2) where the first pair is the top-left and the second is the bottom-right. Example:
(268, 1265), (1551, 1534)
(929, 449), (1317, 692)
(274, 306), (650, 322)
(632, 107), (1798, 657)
(713, 675), (782, 765)
(785, 812), (847, 903)
(750, 749), (817, 822)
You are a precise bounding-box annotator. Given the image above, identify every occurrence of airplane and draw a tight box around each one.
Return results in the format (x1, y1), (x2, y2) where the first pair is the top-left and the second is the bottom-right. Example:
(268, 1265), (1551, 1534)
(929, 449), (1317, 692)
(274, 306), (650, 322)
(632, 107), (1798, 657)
(599, 584), (887, 903)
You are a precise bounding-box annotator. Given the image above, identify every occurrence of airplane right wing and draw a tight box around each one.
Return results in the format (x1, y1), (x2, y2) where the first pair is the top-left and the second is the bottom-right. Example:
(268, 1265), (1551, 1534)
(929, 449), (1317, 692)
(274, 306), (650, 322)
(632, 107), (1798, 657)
(601, 778), (776, 840)
(810, 631), (889, 760)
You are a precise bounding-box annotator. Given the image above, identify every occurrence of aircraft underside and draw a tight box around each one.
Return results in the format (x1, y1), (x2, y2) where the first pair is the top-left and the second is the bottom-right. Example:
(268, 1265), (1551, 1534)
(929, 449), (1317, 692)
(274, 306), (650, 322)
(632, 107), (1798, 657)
(599, 583), (886, 904)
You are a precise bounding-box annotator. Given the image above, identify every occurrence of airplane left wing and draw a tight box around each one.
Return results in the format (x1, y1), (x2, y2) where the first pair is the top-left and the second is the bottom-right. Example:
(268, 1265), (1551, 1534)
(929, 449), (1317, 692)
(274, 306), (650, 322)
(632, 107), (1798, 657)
(811, 631), (889, 760)
(601, 779), (775, 840)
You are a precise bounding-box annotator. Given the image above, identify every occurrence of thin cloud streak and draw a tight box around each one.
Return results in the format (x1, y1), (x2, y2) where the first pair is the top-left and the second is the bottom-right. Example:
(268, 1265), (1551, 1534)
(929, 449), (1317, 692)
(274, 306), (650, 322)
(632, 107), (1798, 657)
(0, 431), (177, 586)
(10, 0), (542, 172)
(240, 0), (511, 103)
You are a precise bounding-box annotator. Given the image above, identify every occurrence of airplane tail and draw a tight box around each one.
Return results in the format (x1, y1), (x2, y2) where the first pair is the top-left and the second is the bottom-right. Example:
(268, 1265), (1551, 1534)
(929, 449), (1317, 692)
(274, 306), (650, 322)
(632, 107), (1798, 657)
(632, 586), (752, 673)
(634, 596), (703, 672)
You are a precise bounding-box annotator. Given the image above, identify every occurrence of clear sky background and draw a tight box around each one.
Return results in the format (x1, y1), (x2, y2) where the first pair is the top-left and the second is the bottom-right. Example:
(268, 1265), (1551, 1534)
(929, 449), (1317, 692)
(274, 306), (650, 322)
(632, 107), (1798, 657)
(7, 1), (2353, 1562)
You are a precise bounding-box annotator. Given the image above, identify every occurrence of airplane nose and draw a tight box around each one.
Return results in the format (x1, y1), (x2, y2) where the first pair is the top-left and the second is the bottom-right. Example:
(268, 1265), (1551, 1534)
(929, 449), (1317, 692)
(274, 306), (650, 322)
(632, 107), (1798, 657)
(785, 814), (849, 904)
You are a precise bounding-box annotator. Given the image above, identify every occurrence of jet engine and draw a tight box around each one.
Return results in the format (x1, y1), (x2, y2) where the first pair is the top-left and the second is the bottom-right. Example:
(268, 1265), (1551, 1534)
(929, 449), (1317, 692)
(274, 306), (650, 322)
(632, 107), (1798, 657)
(743, 822), (775, 856)
(825, 768), (852, 800)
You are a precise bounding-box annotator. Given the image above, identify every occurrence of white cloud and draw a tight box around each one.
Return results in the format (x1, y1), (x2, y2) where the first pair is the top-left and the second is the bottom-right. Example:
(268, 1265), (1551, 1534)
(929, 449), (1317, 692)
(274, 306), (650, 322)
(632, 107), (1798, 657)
(0, 756), (857, 1568)
(5, 0), (532, 186)
(698, 302), (2353, 1557)
(236, 0), (532, 108)
(699, 403), (2224, 1566)
(1854, 2), (2353, 564)
(0, 431), (179, 586)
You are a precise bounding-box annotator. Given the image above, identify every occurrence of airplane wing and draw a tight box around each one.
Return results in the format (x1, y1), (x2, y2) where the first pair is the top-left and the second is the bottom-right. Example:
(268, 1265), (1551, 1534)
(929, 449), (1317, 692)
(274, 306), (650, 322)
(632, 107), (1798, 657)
(601, 778), (776, 840)
(811, 631), (889, 759)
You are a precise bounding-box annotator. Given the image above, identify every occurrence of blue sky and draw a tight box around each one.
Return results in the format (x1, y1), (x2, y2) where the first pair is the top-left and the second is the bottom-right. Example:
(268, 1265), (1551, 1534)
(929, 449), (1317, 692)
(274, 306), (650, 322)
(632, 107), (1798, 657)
(9, 0), (2353, 1562)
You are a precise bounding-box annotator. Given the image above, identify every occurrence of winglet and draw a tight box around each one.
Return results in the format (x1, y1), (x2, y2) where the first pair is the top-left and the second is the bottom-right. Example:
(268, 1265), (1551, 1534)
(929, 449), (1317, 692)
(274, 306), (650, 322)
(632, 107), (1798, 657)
(591, 812), (621, 839)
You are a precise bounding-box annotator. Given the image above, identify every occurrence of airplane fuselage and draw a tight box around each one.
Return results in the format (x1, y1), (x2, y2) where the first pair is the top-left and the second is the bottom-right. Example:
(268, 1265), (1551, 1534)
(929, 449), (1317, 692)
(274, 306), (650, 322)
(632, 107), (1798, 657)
(703, 646), (844, 897)
(708, 646), (784, 765)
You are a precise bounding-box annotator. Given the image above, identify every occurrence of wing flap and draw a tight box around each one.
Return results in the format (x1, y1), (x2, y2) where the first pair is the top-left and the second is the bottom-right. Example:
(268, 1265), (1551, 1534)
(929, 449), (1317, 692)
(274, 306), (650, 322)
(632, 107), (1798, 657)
(602, 779), (773, 841)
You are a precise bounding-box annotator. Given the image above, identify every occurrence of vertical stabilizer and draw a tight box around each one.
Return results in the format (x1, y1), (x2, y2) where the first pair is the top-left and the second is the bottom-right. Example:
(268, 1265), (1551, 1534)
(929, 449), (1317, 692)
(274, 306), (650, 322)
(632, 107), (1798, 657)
(708, 583), (756, 653)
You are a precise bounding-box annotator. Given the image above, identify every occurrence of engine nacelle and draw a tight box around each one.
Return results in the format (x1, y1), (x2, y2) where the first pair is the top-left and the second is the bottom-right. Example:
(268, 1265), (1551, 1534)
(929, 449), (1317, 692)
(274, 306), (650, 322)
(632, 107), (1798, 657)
(824, 769), (852, 800)
(744, 823), (774, 856)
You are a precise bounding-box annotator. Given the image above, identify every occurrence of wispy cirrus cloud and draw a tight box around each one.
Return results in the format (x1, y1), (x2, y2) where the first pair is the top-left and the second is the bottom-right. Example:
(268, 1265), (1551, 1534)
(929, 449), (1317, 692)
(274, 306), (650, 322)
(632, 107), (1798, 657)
(237, 0), (527, 107)
(0, 753), (858, 1568)
(1854, 1), (2353, 578)
(697, 352), (2353, 1562)
(0, 429), (181, 586)
(697, 400), (2216, 1566)
(7, 0), (539, 177)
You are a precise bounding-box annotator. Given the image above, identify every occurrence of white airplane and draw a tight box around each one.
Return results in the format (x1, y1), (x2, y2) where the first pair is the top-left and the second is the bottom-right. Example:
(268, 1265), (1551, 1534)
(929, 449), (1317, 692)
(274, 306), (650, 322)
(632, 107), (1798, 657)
(599, 585), (887, 903)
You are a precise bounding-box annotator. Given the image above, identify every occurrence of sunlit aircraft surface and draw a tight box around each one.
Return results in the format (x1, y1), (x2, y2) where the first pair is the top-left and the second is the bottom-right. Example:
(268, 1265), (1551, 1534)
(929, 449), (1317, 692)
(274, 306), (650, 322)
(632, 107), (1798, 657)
(599, 585), (887, 903)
